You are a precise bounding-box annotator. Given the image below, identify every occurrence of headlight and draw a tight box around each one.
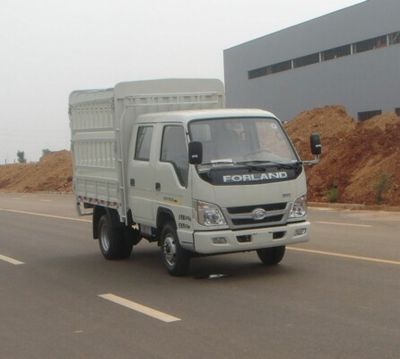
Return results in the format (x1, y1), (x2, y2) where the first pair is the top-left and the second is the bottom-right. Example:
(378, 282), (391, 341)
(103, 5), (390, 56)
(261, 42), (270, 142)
(289, 195), (307, 218)
(195, 200), (227, 226)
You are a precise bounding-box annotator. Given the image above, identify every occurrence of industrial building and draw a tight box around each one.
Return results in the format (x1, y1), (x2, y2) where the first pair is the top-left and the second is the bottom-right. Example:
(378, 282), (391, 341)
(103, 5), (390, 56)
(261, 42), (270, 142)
(224, 0), (400, 121)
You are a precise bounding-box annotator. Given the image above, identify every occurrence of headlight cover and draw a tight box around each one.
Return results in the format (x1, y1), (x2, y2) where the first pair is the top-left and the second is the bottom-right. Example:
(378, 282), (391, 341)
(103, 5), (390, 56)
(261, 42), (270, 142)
(195, 200), (227, 226)
(289, 195), (307, 218)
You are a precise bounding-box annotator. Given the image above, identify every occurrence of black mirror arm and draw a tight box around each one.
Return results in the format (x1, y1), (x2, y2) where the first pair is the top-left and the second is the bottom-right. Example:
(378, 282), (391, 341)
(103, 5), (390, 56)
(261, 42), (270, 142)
(302, 155), (321, 166)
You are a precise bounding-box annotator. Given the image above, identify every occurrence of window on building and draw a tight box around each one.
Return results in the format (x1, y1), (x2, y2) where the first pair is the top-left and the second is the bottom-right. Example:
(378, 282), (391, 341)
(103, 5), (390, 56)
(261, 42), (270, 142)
(389, 31), (400, 45)
(270, 60), (292, 74)
(248, 66), (268, 79)
(395, 108), (400, 116)
(247, 31), (400, 81)
(293, 53), (320, 68)
(353, 35), (387, 53)
(321, 45), (351, 61)
(134, 126), (153, 161)
(249, 61), (291, 79)
(160, 126), (189, 186)
(358, 110), (382, 122)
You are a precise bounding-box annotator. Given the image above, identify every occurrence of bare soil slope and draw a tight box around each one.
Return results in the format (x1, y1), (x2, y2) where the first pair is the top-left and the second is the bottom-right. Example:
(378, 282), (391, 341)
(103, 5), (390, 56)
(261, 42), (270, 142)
(0, 150), (72, 193)
(285, 106), (400, 205)
(1, 107), (399, 206)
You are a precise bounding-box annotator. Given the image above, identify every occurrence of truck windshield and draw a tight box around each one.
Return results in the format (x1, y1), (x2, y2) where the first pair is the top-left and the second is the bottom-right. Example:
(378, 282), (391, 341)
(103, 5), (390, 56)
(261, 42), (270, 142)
(189, 117), (298, 166)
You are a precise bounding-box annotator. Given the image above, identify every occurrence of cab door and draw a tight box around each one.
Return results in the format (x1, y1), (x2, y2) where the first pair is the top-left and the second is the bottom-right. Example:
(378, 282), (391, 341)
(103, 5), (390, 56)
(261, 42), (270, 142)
(128, 124), (156, 225)
(154, 124), (192, 228)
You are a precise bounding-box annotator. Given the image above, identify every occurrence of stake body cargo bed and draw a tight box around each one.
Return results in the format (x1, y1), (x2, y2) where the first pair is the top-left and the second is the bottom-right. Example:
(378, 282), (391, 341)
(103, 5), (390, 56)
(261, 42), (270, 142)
(69, 79), (224, 222)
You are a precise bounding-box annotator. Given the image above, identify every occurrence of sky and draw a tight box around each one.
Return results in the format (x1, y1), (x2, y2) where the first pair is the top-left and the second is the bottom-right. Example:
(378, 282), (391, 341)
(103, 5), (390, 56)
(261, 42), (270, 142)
(0, 0), (364, 162)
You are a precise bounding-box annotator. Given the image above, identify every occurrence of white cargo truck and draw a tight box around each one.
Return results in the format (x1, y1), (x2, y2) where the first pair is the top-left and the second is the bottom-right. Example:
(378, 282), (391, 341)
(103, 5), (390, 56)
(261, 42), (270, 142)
(69, 79), (321, 276)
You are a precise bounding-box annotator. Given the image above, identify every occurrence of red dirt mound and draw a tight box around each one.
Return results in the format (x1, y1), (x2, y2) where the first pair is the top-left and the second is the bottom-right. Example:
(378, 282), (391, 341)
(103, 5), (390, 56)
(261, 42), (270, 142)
(1, 107), (399, 206)
(285, 107), (400, 205)
(0, 150), (72, 193)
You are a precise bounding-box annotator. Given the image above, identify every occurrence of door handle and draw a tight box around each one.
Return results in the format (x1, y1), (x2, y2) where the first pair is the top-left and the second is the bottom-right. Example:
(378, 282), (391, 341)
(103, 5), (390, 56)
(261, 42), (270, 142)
(130, 178), (135, 187)
(155, 182), (161, 191)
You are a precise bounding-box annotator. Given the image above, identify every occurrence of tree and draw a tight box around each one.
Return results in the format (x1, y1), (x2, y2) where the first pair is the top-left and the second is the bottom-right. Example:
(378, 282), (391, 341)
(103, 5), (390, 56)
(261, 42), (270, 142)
(17, 151), (26, 163)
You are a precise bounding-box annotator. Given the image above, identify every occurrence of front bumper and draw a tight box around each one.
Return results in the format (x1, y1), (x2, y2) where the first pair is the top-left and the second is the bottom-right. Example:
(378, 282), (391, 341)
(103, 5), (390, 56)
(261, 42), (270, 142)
(193, 221), (309, 254)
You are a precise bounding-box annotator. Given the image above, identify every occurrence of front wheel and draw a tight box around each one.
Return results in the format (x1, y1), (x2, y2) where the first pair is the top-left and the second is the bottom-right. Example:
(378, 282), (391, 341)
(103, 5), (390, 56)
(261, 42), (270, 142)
(160, 222), (191, 276)
(256, 246), (285, 265)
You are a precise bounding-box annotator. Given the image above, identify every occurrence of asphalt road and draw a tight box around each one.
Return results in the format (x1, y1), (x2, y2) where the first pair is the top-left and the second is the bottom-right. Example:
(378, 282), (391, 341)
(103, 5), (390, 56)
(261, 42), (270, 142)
(0, 193), (399, 359)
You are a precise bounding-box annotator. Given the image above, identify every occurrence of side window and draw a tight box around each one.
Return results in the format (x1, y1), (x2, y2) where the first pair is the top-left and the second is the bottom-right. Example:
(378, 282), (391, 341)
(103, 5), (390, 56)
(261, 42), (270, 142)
(135, 126), (153, 161)
(160, 126), (189, 187)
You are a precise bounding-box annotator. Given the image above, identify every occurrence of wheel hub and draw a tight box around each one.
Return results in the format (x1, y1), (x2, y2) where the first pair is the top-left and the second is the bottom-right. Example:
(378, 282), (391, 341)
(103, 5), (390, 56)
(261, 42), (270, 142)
(163, 235), (177, 267)
(100, 224), (110, 252)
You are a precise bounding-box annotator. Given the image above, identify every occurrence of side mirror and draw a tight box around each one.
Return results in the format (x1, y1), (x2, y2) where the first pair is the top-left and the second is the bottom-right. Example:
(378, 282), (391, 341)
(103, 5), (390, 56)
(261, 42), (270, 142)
(188, 141), (203, 165)
(310, 133), (322, 155)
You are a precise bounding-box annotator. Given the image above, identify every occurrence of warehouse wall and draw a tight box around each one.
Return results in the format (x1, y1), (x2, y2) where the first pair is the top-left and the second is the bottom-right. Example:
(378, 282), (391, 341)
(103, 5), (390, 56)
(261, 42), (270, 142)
(224, 0), (400, 120)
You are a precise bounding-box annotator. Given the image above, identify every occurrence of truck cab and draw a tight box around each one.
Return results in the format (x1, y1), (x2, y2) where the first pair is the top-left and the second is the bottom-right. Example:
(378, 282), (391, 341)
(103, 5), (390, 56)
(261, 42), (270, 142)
(127, 109), (310, 275)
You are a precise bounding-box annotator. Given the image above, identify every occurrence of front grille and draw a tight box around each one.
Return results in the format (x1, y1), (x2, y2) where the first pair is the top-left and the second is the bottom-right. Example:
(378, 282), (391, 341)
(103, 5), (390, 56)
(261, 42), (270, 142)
(227, 202), (287, 214)
(224, 202), (289, 229)
(231, 215), (284, 226)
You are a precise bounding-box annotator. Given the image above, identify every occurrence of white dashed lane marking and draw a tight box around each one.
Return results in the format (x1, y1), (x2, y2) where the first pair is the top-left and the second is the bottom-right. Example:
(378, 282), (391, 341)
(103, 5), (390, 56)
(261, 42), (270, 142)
(99, 293), (181, 323)
(0, 254), (24, 265)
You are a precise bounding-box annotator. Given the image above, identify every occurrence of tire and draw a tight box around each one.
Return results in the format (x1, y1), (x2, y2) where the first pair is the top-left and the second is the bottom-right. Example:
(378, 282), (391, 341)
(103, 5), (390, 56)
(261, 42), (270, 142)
(98, 214), (133, 260)
(256, 246), (286, 265)
(160, 222), (191, 276)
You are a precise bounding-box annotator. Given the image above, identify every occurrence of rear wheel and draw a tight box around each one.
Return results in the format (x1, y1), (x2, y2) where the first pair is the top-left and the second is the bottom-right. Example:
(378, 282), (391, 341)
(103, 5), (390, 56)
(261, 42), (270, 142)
(160, 222), (191, 276)
(256, 246), (285, 265)
(98, 215), (133, 259)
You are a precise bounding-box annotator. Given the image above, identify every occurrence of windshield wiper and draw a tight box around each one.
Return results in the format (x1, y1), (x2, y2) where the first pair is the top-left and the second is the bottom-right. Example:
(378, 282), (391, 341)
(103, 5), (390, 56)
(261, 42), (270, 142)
(198, 160), (301, 174)
(201, 159), (234, 166)
(197, 160), (235, 174)
(236, 160), (301, 170)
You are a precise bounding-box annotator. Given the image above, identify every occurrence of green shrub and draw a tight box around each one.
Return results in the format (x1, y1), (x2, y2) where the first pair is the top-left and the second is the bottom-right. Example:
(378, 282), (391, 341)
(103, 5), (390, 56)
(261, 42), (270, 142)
(373, 173), (391, 204)
(326, 181), (338, 203)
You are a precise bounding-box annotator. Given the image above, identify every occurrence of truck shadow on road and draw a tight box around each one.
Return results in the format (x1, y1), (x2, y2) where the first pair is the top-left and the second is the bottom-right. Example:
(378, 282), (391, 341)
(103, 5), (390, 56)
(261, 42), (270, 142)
(126, 245), (302, 281)
(189, 257), (298, 281)
(35, 245), (306, 285)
